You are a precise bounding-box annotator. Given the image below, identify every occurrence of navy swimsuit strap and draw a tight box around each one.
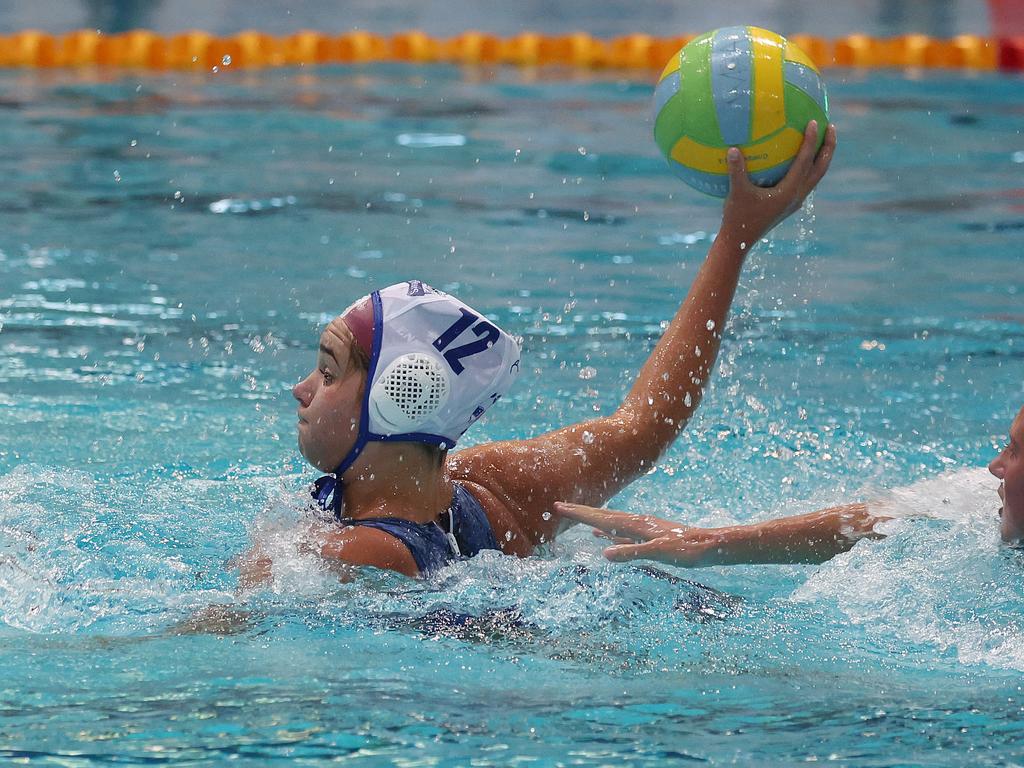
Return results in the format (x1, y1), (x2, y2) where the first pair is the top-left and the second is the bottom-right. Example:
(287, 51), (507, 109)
(446, 483), (500, 555)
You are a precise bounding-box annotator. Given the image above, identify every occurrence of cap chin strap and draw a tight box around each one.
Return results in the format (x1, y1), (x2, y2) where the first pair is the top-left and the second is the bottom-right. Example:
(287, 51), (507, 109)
(312, 292), (381, 519)
(313, 395), (376, 518)
(312, 473), (342, 517)
(312, 441), (366, 519)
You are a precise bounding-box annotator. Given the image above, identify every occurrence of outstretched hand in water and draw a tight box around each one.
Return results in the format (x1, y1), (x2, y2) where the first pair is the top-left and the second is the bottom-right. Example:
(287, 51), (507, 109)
(554, 500), (887, 568)
(555, 502), (715, 565)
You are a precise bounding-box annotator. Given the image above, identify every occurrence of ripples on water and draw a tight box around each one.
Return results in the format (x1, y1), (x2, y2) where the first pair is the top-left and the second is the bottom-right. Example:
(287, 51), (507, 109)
(0, 67), (1022, 764)
(0, 464), (1021, 763)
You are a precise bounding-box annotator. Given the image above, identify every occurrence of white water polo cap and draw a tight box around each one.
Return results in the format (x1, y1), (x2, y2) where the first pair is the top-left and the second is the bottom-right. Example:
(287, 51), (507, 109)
(334, 280), (521, 475)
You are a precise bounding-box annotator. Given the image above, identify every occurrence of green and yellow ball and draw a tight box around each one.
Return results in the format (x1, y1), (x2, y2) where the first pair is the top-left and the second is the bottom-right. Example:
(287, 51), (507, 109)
(653, 26), (829, 197)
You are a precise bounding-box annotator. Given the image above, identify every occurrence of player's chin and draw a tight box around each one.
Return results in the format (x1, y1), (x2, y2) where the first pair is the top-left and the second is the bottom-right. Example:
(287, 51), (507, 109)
(295, 432), (320, 468)
(300, 445), (336, 473)
(999, 511), (1024, 545)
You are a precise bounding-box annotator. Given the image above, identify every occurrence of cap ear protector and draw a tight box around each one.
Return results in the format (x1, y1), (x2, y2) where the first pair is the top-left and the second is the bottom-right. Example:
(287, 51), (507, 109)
(370, 351), (452, 434)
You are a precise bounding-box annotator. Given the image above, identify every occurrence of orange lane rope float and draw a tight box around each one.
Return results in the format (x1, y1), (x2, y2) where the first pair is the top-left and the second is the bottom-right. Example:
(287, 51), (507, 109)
(0, 30), (1014, 71)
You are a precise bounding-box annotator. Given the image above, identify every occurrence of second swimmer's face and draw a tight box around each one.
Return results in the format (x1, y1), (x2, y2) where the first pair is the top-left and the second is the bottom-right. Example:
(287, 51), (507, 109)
(989, 406), (1024, 544)
(291, 317), (366, 472)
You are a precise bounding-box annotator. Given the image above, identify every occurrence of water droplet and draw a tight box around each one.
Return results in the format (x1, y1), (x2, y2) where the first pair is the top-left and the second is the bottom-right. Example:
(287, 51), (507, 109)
(222, 54), (232, 66)
(706, 319), (716, 331)
(211, 65), (218, 73)
(542, 511), (552, 521)
(684, 392), (692, 407)
(129, 139), (137, 147)
(578, 366), (597, 380)
(505, 530), (513, 542)
(582, 431), (594, 444)
(112, 170), (121, 182)
(694, 345), (702, 357)
(727, 61), (736, 70)
(740, 242), (747, 250)
(577, 146), (587, 155)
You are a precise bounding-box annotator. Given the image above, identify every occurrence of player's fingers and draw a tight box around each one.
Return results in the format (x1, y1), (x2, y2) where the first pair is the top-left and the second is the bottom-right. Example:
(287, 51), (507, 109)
(783, 119), (819, 186)
(591, 528), (635, 545)
(806, 123), (837, 188)
(603, 540), (663, 562)
(555, 502), (659, 539)
(725, 146), (753, 194)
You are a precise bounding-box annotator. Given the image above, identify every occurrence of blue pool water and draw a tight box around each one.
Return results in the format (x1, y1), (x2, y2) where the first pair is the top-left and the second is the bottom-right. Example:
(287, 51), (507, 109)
(0, 64), (1023, 764)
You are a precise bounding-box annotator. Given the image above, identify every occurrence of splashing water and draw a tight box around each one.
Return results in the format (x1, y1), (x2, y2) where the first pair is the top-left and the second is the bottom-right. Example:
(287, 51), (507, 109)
(796, 469), (1024, 670)
(0, 65), (1022, 765)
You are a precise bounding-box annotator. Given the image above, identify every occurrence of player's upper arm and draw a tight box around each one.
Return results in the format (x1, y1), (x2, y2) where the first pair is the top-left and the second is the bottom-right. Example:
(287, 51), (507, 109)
(455, 411), (654, 512)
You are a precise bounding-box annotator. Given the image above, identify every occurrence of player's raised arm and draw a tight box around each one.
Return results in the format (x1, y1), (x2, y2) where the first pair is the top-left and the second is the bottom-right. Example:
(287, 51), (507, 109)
(452, 122), (836, 548)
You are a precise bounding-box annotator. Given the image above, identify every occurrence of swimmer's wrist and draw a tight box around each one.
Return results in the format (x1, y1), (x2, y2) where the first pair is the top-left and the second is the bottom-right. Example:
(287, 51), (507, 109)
(713, 219), (760, 258)
(689, 529), (742, 567)
(692, 524), (780, 566)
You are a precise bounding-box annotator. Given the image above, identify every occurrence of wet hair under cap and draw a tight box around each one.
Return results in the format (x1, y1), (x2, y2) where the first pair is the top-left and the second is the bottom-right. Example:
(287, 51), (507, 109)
(340, 296), (373, 372)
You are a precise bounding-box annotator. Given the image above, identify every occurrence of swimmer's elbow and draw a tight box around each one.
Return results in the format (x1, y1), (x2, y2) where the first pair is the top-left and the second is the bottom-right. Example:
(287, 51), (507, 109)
(609, 403), (689, 465)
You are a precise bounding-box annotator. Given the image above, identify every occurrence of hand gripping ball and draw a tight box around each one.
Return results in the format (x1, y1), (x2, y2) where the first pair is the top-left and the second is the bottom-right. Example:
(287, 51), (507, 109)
(653, 26), (829, 197)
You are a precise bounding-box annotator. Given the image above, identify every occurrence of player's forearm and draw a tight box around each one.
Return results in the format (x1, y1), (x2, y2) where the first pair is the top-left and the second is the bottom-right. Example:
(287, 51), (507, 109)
(619, 223), (749, 448)
(697, 503), (887, 565)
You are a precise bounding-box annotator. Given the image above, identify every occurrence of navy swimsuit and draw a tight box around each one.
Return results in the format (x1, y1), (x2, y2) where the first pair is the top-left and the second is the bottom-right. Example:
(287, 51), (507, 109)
(336, 483), (500, 576)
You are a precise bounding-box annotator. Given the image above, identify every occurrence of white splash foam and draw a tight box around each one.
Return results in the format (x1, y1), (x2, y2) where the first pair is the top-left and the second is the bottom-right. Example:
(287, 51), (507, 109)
(794, 468), (1024, 670)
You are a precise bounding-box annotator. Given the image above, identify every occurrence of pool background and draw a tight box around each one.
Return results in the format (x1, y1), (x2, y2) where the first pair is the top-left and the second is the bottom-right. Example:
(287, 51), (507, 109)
(0, 0), (996, 39)
(0, 55), (1023, 768)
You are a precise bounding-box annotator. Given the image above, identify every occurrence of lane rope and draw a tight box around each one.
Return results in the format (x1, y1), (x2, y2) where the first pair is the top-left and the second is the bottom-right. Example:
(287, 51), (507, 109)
(0, 30), (1017, 71)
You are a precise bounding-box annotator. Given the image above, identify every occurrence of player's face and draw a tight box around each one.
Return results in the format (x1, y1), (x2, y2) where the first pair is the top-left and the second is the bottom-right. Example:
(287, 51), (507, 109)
(292, 317), (365, 472)
(989, 406), (1024, 544)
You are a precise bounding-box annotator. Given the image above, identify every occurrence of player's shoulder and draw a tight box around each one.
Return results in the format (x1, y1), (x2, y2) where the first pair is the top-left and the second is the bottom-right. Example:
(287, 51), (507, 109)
(446, 445), (532, 555)
(318, 523), (420, 577)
